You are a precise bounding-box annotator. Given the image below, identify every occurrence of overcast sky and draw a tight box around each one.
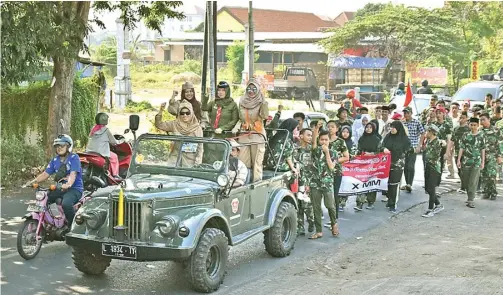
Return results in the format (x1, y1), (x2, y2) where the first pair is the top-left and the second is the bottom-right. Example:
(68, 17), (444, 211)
(91, 0), (445, 31)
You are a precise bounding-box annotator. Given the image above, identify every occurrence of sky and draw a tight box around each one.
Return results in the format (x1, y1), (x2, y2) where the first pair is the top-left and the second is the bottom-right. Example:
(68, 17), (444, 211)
(90, 0), (445, 31)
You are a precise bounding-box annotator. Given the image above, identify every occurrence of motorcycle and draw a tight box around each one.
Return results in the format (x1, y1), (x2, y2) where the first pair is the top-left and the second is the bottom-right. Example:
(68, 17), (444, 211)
(77, 114), (139, 191)
(17, 183), (92, 260)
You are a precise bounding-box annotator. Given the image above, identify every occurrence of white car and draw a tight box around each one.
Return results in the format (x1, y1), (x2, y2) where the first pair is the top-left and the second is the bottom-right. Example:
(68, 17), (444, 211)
(390, 94), (451, 119)
(451, 81), (503, 107)
(268, 110), (329, 129)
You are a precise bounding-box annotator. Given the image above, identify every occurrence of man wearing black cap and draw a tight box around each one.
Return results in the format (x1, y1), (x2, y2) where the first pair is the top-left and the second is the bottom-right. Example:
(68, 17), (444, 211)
(457, 117), (486, 208)
(335, 107), (353, 130)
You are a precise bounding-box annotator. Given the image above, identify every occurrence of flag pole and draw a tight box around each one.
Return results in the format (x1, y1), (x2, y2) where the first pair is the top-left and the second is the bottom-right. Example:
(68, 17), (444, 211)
(410, 78), (419, 116)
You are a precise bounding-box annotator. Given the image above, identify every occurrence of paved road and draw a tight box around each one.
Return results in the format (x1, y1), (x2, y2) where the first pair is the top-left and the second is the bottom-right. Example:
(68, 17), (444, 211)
(0, 157), (459, 294)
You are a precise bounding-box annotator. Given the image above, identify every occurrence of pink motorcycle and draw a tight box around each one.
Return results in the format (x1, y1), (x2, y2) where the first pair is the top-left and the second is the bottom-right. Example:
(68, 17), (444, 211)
(17, 183), (92, 260)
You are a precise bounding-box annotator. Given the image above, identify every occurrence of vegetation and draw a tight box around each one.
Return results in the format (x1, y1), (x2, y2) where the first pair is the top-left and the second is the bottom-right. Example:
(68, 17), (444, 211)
(321, 2), (503, 89)
(124, 100), (156, 113)
(225, 41), (259, 83)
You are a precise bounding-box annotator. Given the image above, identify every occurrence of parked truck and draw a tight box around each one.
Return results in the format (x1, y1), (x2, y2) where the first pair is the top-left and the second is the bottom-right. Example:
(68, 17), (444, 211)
(269, 67), (318, 98)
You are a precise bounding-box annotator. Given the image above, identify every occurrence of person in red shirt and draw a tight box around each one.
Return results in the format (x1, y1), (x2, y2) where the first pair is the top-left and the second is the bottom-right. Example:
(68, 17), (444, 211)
(341, 89), (362, 118)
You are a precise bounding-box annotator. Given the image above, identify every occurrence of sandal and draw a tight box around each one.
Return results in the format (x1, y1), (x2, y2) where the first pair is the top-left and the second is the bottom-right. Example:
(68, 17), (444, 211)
(309, 232), (323, 239)
(332, 224), (339, 236)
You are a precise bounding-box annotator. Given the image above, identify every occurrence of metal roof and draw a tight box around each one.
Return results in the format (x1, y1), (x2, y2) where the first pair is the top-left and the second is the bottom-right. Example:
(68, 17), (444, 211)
(328, 55), (389, 69)
(151, 31), (333, 42)
(256, 43), (325, 53)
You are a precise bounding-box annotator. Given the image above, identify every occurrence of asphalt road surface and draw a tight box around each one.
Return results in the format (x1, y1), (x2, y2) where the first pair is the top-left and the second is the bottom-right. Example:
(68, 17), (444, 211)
(1, 157), (459, 295)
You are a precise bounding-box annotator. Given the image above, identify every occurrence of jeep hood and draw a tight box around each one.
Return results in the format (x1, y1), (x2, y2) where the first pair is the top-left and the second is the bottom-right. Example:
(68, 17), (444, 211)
(114, 174), (217, 200)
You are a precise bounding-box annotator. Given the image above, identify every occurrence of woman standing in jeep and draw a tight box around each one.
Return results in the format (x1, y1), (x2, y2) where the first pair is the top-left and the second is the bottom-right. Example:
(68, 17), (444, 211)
(167, 82), (203, 122)
(156, 101), (203, 167)
(232, 80), (269, 182)
(202, 81), (239, 137)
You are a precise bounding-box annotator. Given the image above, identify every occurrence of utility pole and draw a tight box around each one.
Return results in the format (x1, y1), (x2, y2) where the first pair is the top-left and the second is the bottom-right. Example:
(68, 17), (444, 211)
(115, 18), (132, 110)
(248, 1), (254, 79)
(207, 2), (216, 100)
(212, 1), (218, 84)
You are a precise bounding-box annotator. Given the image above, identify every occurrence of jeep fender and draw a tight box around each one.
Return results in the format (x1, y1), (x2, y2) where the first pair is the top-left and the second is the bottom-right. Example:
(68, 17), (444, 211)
(265, 188), (297, 226)
(176, 207), (232, 249)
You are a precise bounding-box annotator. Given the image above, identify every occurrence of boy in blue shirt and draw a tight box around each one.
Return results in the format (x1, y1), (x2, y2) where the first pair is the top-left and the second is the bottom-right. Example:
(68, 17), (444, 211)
(26, 134), (83, 225)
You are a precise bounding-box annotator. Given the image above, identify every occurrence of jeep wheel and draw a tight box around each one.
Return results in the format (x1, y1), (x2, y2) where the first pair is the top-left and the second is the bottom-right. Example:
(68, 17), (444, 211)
(72, 247), (111, 275)
(264, 202), (297, 257)
(187, 228), (228, 293)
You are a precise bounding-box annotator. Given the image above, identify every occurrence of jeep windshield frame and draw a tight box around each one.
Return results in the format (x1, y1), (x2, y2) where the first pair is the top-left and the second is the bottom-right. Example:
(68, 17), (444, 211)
(129, 134), (231, 182)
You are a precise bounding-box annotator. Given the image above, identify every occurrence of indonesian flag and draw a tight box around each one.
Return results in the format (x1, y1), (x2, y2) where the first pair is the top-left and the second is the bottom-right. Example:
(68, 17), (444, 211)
(404, 79), (413, 107)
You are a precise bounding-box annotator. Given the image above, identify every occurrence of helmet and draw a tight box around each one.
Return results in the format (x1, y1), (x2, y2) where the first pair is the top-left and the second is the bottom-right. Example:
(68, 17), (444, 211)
(397, 82), (405, 90)
(217, 81), (230, 89)
(53, 134), (73, 152)
(95, 113), (109, 125)
(346, 89), (355, 98)
(421, 80), (429, 87)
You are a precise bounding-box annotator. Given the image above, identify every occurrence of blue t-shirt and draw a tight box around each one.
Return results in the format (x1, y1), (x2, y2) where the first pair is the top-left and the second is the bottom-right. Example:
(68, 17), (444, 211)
(45, 153), (84, 193)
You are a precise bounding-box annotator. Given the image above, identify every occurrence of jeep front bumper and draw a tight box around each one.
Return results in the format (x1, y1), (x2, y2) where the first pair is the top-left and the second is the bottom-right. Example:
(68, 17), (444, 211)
(65, 233), (193, 261)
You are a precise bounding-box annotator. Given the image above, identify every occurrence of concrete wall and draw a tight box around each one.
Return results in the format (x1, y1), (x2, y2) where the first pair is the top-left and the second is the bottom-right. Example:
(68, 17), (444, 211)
(170, 45), (185, 62)
(154, 44), (165, 61)
(217, 10), (245, 32)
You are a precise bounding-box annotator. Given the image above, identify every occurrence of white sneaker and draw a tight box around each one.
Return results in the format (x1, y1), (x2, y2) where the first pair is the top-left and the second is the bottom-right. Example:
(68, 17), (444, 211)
(422, 210), (435, 218)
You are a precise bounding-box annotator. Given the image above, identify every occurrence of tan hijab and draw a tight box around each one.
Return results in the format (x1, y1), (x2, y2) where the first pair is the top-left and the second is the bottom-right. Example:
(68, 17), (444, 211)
(240, 80), (264, 109)
(175, 101), (201, 136)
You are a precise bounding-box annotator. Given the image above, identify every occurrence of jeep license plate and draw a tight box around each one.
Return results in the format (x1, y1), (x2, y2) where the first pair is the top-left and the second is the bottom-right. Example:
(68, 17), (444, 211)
(26, 205), (44, 212)
(101, 243), (137, 260)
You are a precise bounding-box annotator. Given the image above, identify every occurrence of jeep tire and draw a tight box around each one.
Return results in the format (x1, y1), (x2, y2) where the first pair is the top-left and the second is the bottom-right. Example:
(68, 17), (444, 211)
(187, 228), (228, 293)
(72, 247), (111, 275)
(264, 202), (297, 257)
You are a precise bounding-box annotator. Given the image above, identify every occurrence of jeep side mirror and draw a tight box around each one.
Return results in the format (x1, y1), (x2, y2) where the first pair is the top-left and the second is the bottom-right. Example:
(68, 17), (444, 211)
(129, 115), (140, 131)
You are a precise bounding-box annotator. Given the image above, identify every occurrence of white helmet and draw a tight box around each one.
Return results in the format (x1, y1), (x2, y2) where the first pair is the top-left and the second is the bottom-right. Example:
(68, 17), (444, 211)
(53, 134), (73, 152)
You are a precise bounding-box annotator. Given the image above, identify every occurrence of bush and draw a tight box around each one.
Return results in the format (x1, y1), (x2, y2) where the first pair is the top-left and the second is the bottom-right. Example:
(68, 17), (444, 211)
(1, 136), (46, 186)
(124, 100), (156, 113)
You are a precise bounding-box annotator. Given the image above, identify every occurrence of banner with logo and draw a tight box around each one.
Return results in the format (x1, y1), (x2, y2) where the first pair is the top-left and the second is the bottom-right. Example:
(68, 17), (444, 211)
(338, 153), (391, 196)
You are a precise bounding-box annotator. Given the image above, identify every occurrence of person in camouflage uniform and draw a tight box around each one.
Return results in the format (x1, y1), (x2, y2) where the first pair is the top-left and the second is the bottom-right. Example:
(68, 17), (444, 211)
(293, 128), (315, 235)
(457, 117), (486, 208)
(335, 107), (354, 130)
(479, 113), (503, 200)
(265, 119), (298, 172)
(448, 111), (470, 192)
(491, 106), (502, 126)
(420, 95), (438, 125)
(309, 128), (339, 239)
(433, 106), (452, 174)
(422, 124), (444, 217)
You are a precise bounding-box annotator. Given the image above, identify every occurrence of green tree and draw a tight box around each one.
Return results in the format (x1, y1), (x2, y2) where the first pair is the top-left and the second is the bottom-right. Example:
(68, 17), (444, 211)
(225, 41), (259, 83)
(1, 1), (184, 158)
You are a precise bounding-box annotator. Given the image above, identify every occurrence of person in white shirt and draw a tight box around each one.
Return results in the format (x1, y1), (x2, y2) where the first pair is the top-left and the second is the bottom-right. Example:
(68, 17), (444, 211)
(228, 140), (248, 187)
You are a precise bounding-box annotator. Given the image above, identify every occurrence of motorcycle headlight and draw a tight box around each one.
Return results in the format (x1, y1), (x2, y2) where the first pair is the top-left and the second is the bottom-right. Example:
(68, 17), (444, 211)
(156, 217), (177, 237)
(217, 174), (229, 187)
(82, 210), (107, 230)
(35, 191), (46, 201)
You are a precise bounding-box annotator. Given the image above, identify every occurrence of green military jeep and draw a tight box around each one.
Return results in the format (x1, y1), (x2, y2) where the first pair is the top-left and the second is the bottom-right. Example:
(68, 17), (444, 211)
(65, 134), (298, 293)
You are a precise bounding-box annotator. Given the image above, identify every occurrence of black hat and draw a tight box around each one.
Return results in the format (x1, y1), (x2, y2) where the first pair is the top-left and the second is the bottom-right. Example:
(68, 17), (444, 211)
(359, 107), (369, 112)
(338, 107), (349, 115)
(469, 117), (479, 124)
(381, 105), (390, 111)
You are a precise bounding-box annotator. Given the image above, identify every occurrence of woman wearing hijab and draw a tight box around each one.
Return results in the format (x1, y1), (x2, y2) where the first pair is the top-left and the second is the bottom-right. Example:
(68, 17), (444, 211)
(265, 118), (299, 172)
(232, 80), (269, 182)
(202, 81), (239, 137)
(382, 121), (411, 213)
(156, 101), (203, 167)
(355, 122), (385, 211)
(338, 125), (354, 211)
(168, 82), (203, 122)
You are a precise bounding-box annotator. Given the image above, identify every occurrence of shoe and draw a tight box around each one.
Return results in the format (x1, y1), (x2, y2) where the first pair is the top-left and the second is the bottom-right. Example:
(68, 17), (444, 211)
(406, 185), (412, 193)
(354, 206), (363, 212)
(321, 215), (325, 220)
(308, 222), (315, 233)
(490, 196), (497, 201)
(422, 210), (435, 218)
(297, 230), (306, 236)
(466, 202), (475, 208)
(381, 198), (388, 202)
(400, 186), (407, 190)
(338, 206), (345, 212)
(457, 188), (466, 194)
(433, 204), (444, 214)
(446, 175), (456, 179)
(389, 208), (398, 214)
(482, 196), (490, 200)
(366, 204), (375, 210)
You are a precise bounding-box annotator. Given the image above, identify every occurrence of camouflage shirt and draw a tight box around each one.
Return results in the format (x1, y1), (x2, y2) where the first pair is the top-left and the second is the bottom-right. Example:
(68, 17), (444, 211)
(266, 138), (294, 172)
(424, 137), (442, 173)
(459, 132), (486, 168)
(335, 119), (353, 130)
(293, 143), (313, 186)
(433, 120), (452, 141)
(480, 126), (503, 158)
(451, 125), (470, 153)
(310, 146), (336, 192)
(329, 137), (348, 176)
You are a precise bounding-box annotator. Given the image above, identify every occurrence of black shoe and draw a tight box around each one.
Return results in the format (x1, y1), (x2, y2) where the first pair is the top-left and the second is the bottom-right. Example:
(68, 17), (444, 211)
(308, 222), (315, 233)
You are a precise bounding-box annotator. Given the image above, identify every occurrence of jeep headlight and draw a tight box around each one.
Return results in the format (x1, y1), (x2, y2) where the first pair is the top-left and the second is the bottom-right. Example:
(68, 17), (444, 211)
(217, 174), (229, 187)
(156, 217), (177, 237)
(82, 210), (107, 230)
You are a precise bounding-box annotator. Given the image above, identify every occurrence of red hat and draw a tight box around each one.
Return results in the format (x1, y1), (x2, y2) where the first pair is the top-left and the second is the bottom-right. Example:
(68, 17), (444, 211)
(346, 89), (355, 99)
(391, 112), (403, 120)
(435, 105), (448, 114)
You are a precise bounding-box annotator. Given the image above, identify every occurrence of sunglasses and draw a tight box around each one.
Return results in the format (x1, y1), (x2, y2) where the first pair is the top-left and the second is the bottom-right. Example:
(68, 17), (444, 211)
(246, 86), (257, 92)
(179, 111), (191, 116)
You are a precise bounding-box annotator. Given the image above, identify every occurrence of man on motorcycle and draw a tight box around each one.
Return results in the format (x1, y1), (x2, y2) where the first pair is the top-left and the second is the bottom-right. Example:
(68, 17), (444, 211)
(25, 134), (83, 225)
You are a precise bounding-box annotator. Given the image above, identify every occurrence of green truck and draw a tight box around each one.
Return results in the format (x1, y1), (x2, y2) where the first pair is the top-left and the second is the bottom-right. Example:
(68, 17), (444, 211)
(65, 134), (298, 293)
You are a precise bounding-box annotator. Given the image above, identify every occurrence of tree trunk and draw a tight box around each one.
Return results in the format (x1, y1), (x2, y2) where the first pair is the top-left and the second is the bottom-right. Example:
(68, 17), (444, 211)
(45, 56), (77, 159)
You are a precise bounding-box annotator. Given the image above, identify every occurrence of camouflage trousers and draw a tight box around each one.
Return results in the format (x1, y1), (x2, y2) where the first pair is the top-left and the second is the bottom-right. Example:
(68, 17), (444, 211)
(297, 199), (314, 233)
(356, 192), (377, 206)
(481, 156), (498, 199)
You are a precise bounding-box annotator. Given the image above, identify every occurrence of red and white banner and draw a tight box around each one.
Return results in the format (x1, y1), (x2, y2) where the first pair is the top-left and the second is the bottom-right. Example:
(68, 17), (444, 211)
(339, 153), (391, 196)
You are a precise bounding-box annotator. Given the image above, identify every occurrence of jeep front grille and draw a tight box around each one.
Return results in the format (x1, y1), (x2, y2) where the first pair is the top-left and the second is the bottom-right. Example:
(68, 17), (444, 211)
(110, 200), (145, 240)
